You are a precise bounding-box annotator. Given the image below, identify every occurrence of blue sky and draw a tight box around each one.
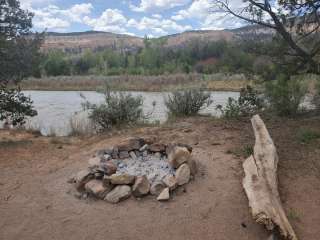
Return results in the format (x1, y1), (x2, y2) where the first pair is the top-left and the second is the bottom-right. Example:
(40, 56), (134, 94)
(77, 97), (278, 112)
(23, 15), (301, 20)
(20, 0), (246, 37)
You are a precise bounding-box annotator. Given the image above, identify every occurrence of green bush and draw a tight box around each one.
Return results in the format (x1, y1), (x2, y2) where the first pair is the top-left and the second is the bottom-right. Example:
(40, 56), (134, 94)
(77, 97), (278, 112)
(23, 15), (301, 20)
(216, 86), (263, 118)
(312, 78), (320, 111)
(0, 88), (37, 126)
(265, 74), (307, 116)
(83, 90), (144, 130)
(165, 89), (212, 117)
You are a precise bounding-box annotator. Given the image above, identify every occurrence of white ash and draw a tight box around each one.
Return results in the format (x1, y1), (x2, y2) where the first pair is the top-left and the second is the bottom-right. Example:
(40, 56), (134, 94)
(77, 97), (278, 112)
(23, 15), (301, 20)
(111, 153), (175, 184)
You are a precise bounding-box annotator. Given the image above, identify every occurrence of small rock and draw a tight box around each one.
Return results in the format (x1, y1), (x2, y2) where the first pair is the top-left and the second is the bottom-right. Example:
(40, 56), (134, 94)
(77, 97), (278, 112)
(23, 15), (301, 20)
(166, 143), (192, 155)
(111, 147), (119, 159)
(149, 143), (166, 152)
(162, 175), (178, 190)
(100, 161), (117, 176)
(107, 173), (135, 185)
(105, 185), (131, 203)
(135, 150), (141, 157)
(175, 164), (190, 186)
(118, 163), (125, 168)
(101, 154), (111, 161)
(139, 144), (149, 152)
(116, 137), (145, 152)
(88, 157), (101, 170)
(132, 175), (150, 197)
(85, 179), (112, 199)
(94, 171), (104, 179)
(119, 151), (130, 159)
(168, 146), (191, 168)
(148, 172), (158, 183)
(154, 152), (161, 159)
(142, 151), (148, 157)
(129, 151), (137, 160)
(150, 181), (165, 195)
(74, 169), (94, 191)
(104, 148), (114, 155)
(157, 188), (170, 201)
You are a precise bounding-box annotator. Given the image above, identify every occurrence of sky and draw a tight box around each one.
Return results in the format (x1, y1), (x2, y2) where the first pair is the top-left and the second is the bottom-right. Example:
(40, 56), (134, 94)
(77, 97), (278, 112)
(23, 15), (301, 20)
(20, 0), (247, 37)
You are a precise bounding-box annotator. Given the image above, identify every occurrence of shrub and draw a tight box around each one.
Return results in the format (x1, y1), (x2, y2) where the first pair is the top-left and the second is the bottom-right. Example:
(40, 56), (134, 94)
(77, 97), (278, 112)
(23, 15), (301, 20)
(165, 89), (212, 117)
(216, 85), (263, 118)
(83, 90), (144, 130)
(312, 78), (320, 111)
(265, 74), (307, 116)
(0, 88), (37, 126)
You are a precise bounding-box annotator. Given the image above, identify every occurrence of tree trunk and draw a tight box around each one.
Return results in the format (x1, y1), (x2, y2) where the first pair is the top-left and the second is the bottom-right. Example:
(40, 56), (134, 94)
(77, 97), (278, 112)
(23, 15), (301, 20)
(242, 115), (298, 240)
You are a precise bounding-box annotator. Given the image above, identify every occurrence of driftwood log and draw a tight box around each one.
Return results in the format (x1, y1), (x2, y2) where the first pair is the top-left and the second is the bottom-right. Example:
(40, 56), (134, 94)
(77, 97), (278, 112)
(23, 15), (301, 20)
(242, 115), (298, 240)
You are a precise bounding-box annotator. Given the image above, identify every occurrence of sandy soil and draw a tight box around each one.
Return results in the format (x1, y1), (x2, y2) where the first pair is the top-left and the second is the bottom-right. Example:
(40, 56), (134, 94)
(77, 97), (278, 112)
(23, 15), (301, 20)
(0, 116), (319, 240)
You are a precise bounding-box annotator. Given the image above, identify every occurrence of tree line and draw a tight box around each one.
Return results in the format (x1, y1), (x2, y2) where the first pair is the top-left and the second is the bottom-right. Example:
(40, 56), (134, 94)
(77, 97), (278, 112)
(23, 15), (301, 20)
(39, 37), (275, 78)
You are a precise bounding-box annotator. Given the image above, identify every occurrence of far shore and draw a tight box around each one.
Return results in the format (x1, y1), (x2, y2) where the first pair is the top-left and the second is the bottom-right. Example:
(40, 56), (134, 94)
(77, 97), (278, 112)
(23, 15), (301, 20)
(20, 73), (252, 92)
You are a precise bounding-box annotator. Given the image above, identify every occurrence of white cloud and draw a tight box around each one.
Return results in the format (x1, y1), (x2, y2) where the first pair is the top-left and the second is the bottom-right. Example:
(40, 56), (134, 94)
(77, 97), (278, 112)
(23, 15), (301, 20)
(67, 3), (93, 22)
(127, 16), (192, 36)
(83, 9), (128, 34)
(24, 3), (93, 31)
(20, 0), (54, 10)
(33, 17), (70, 31)
(152, 14), (162, 19)
(172, 0), (246, 29)
(172, 0), (211, 20)
(130, 0), (190, 12)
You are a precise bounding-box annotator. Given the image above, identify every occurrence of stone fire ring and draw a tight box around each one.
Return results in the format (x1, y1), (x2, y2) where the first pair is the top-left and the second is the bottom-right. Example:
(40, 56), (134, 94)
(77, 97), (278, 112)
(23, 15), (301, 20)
(69, 137), (198, 203)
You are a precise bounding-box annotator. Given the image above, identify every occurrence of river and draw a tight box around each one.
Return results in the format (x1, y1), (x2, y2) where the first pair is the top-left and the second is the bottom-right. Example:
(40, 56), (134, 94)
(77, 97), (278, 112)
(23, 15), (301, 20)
(18, 91), (239, 136)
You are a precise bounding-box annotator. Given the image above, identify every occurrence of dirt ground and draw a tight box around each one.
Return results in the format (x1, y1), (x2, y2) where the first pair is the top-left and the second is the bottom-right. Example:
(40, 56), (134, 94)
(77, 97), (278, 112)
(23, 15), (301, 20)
(0, 116), (319, 240)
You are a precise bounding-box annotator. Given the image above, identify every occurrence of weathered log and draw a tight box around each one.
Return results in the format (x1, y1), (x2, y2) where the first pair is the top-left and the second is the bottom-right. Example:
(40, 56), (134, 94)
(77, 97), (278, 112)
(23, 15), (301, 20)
(243, 115), (298, 240)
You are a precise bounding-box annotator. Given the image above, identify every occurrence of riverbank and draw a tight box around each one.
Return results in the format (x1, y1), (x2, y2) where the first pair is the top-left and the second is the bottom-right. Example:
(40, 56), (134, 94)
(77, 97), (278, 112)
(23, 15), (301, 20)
(1, 115), (319, 239)
(21, 73), (252, 92)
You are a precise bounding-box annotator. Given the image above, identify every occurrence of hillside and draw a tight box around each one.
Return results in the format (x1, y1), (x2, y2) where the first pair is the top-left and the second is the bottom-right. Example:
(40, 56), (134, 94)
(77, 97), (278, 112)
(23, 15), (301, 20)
(42, 29), (234, 53)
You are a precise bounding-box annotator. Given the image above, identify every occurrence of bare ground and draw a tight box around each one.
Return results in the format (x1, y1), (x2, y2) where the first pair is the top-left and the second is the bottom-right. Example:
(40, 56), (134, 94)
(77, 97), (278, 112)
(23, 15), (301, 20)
(0, 116), (319, 240)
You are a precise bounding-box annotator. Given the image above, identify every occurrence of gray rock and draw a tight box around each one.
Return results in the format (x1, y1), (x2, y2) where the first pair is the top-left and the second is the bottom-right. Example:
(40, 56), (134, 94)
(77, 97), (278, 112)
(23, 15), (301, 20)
(168, 146), (191, 168)
(175, 164), (190, 186)
(139, 144), (149, 152)
(135, 150), (142, 157)
(119, 151), (130, 159)
(104, 185), (131, 203)
(149, 143), (166, 152)
(132, 175), (150, 197)
(157, 187), (170, 201)
(116, 137), (145, 152)
(100, 161), (117, 176)
(162, 175), (178, 190)
(101, 154), (111, 161)
(129, 151), (137, 160)
(85, 179), (112, 199)
(150, 181), (165, 196)
(107, 173), (135, 185)
(154, 152), (161, 159)
(88, 157), (101, 170)
(111, 147), (119, 159)
(74, 169), (94, 191)
(94, 171), (104, 179)
(104, 148), (114, 155)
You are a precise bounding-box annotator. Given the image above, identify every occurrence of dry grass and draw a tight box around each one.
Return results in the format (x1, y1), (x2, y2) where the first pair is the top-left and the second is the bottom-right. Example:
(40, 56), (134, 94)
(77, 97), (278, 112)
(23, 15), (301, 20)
(21, 73), (251, 92)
